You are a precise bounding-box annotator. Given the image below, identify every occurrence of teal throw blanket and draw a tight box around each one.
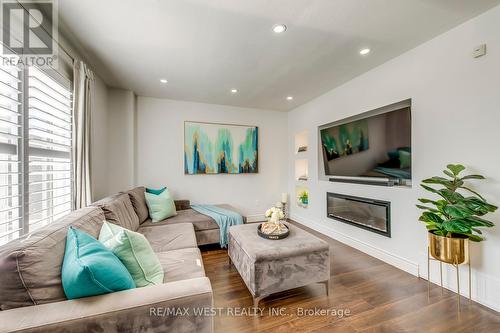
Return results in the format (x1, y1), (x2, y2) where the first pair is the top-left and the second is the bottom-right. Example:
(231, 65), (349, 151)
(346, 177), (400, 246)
(191, 205), (244, 247)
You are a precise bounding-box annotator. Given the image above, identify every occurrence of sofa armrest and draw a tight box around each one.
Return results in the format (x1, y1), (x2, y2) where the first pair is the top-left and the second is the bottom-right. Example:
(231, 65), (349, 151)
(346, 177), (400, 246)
(0, 277), (213, 333)
(175, 200), (191, 211)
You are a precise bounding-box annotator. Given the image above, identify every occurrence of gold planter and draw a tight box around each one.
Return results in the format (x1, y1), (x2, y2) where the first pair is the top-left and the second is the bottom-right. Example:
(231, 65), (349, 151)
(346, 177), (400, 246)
(428, 231), (469, 264)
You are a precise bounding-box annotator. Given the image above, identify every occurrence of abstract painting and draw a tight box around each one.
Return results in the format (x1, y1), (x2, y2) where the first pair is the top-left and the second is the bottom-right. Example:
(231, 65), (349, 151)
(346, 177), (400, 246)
(184, 121), (258, 174)
(320, 119), (369, 161)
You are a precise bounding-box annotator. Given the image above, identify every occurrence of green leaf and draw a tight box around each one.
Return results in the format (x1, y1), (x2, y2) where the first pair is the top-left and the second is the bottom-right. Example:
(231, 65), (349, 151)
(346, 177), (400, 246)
(445, 217), (494, 235)
(461, 216), (495, 227)
(460, 174), (485, 181)
(462, 197), (498, 215)
(486, 203), (498, 213)
(416, 204), (439, 212)
(441, 220), (470, 234)
(462, 196), (488, 205)
(443, 204), (475, 219)
(438, 189), (464, 203)
(471, 228), (482, 234)
(419, 212), (444, 224)
(443, 170), (455, 178)
(422, 176), (451, 183)
(447, 164), (466, 176)
(422, 177), (456, 189)
(420, 184), (440, 195)
(417, 198), (444, 209)
(420, 184), (437, 192)
(465, 234), (483, 242)
(432, 229), (446, 237)
(461, 186), (486, 201)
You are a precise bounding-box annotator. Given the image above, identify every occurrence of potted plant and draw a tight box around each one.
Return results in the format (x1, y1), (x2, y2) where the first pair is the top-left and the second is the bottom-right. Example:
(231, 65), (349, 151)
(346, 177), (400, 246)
(298, 191), (309, 207)
(417, 164), (497, 264)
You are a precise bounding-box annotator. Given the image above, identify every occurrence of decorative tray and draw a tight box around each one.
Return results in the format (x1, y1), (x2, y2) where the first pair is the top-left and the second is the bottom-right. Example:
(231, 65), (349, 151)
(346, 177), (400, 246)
(257, 223), (290, 240)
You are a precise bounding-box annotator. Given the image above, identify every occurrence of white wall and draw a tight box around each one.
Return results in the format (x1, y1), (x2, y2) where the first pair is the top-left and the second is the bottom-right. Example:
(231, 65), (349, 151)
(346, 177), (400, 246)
(91, 75), (109, 201)
(136, 97), (288, 217)
(107, 89), (137, 194)
(288, 5), (500, 311)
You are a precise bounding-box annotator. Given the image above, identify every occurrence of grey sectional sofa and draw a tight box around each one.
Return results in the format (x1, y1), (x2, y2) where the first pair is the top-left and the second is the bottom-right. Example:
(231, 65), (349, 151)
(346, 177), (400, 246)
(0, 186), (217, 333)
(127, 187), (245, 246)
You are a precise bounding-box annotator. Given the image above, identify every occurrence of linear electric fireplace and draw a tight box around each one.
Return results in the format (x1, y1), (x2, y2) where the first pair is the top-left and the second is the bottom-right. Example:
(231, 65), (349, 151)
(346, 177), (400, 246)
(327, 193), (391, 237)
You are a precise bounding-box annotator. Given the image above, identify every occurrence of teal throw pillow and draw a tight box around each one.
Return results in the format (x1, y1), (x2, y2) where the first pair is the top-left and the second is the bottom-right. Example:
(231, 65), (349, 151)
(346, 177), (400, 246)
(144, 188), (177, 222)
(387, 150), (399, 160)
(146, 187), (167, 195)
(99, 222), (164, 287)
(61, 227), (135, 300)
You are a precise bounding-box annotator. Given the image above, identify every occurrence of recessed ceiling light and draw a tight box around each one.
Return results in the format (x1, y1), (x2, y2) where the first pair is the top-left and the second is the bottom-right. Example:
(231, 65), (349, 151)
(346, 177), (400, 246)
(273, 24), (287, 34)
(359, 48), (371, 55)
(160, 79), (168, 83)
(231, 88), (238, 93)
(286, 96), (293, 101)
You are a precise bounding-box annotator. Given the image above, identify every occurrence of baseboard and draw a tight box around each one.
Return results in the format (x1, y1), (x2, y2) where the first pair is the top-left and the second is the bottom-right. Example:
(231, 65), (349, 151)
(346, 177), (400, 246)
(291, 213), (500, 313)
(419, 252), (500, 313)
(291, 214), (419, 277)
(475, 272), (500, 312)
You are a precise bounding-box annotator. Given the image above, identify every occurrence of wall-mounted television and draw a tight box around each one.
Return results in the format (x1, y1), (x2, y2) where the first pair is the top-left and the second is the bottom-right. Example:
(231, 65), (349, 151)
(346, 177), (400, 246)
(319, 100), (411, 186)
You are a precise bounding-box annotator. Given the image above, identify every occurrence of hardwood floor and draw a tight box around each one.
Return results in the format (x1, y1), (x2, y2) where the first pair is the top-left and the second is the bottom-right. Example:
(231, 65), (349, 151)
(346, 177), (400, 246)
(200, 221), (500, 333)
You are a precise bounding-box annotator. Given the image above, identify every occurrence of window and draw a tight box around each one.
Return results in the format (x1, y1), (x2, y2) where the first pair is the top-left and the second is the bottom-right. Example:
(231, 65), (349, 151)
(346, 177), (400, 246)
(0, 61), (73, 246)
(0, 59), (22, 244)
(28, 68), (73, 232)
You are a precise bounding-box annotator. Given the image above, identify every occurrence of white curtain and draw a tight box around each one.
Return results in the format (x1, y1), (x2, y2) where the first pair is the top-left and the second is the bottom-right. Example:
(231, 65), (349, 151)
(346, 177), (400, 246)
(72, 60), (94, 209)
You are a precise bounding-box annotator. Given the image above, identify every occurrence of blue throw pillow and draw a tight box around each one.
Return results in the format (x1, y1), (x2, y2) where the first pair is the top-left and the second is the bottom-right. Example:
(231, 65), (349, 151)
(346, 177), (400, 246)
(146, 187), (167, 195)
(61, 227), (135, 300)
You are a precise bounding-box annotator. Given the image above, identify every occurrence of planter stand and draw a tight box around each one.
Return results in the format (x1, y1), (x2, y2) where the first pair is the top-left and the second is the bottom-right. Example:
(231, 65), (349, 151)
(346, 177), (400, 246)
(427, 246), (471, 311)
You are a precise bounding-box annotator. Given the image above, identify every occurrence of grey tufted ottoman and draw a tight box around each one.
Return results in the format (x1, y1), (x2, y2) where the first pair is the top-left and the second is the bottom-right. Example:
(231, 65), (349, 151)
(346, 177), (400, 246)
(228, 223), (330, 308)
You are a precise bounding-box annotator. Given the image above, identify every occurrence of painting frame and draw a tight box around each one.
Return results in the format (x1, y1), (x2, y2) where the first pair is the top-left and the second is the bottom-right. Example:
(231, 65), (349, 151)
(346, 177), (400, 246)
(183, 120), (259, 175)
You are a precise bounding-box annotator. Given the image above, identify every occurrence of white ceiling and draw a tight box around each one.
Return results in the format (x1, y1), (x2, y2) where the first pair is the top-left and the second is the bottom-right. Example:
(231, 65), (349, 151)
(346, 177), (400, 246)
(59, 0), (500, 111)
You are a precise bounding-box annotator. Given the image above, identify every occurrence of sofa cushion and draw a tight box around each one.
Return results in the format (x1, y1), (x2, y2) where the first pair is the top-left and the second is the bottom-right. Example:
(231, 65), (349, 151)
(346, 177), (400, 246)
(196, 229), (220, 246)
(99, 222), (164, 287)
(62, 227), (136, 299)
(157, 248), (206, 283)
(138, 223), (197, 252)
(92, 193), (140, 231)
(141, 208), (218, 231)
(126, 187), (149, 223)
(0, 207), (105, 310)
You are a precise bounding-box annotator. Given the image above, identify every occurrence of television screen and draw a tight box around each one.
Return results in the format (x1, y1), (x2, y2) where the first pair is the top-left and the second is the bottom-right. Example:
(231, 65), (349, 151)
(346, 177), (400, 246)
(320, 107), (411, 182)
